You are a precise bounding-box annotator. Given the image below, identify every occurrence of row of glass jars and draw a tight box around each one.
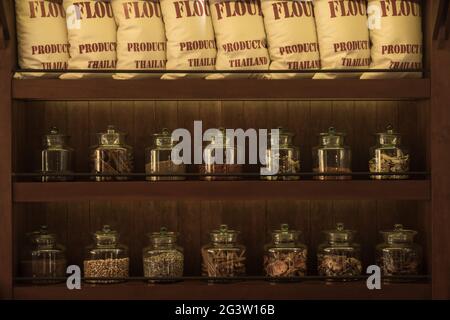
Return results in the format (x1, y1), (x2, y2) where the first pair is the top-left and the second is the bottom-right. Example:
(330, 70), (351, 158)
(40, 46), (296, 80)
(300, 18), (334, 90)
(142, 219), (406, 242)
(21, 223), (422, 283)
(40, 125), (410, 181)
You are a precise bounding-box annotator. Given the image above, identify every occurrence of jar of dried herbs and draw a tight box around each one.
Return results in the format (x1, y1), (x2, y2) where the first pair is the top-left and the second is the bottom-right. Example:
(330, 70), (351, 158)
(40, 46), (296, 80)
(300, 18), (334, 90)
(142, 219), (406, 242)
(200, 128), (243, 181)
(145, 128), (186, 181)
(201, 224), (246, 281)
(313, 127), (352, 180)
(369, 125), (410, 180)
(376, 224), (422, 281)
(40, 127), (74, 182)
(20, 226), (67, 284)
(84, 225), (129, 284)
(143, 227), (184, 283)
(317, 223), (362, 280)
(262, 128), (300, 181)
(264, 224), (307, 280)
(91, 126), (134, 181)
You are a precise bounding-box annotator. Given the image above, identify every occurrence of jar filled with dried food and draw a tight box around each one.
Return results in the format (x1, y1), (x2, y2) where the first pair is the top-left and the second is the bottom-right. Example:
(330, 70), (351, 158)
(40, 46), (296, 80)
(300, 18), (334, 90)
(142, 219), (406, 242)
(376, 224), (422, 281)
(145, 128), (186, 181)
(84, 225), (129, 284)
(91, 126), (134, 181)
(313, 127), (352, 180)
(264, 224), (307, 280)
(318, 223), (362, 280)
(20, 226), (67, 284)
(369, 125), (410, 180)
(262, 128), (300, 181)
(200, 128), (243, 181)
(201, 224), (246, 281)
(40, 127), (74, 182)
(143, 227), (184, 283)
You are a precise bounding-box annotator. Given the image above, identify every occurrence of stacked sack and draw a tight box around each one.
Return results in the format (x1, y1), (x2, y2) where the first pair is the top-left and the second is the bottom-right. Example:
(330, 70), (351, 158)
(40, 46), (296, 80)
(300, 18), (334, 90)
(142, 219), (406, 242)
(14, 0), (423, 80)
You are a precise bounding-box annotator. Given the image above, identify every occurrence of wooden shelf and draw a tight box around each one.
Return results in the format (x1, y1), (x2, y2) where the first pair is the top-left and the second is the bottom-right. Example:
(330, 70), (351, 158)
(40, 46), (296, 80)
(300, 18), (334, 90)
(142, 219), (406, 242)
(13, 281), (431, 300)
(12, 78), (430, 101)
(13, 180), (431, 202)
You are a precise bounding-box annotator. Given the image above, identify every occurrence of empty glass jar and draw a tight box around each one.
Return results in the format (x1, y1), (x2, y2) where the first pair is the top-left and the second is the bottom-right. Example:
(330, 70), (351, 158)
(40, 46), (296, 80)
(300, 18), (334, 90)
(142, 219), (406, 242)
(200, 128), (243, 181)
(145, 128), (186, 181)
(313, 127), (352, 180)
(40, 127), (74, 182)
(262, 128), (300, 181)
(20, 226), (67, 283)
(143, 227), (184, 283)
(318, 223), (362, 280)
(369, 125), (410, 180)
(201, 224), (246, 280)
(376, 224), (422, 280)
(264, 224), (307, 279)
(84, 225), (129, 283)
(91, 125), (134, 181)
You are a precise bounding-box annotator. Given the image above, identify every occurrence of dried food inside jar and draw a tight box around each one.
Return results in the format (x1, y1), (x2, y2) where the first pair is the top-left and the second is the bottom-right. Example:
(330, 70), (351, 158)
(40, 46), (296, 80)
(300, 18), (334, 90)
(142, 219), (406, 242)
(318, 252), (362, 279)
(264, 249), (307, 278)
(378, 248), (420, 277)
(144, 251), (184, 280)
(91, 148), (133, 181)
(84, 258), (129, 284)
(146, 160), (186, 181)
(369, 153), (409, 180)
(201, 248), (246, 279)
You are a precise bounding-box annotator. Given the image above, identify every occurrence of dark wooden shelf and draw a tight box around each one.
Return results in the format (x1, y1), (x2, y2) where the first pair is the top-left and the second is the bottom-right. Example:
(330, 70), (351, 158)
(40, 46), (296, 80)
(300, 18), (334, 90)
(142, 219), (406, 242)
(13, 180), (431, 202)
(12, 78), (430, 101)
(13, 281), (431, 300)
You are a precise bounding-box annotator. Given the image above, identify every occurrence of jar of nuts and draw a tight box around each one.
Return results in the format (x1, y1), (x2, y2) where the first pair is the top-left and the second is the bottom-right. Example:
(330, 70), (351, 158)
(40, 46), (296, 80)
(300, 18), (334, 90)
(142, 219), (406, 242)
(84, 225), (129, 284)
(143, 227), (184, 283)
(264, 224), (307, 280)
(317, 223), (362, 281)
(201, 224), (246, 281)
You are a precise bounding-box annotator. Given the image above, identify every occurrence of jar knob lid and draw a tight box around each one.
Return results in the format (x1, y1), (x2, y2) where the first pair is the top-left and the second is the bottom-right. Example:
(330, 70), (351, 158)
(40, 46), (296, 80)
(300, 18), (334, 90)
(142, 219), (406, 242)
(50, 127), (59, 135)
(336, 222), (345, 231)
(160, 227), (168, 235)
(102, 225), (112, 233)
(328, 127), (336, 135)
(219, 224), (228, 233)
(394, 224), (403, 231)
(280, 223), (289, 232)
(107, 125), (116, 134)
(386, 124), (394, 134)
(39, 225), (48, 234)
(161, 128), (170, 135)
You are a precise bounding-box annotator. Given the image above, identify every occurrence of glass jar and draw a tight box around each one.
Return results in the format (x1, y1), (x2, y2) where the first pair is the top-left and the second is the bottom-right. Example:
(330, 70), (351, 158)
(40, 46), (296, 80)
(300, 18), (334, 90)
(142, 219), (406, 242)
(200, 128), (243, 181)
(143, 227), (184, 283)
(376, 224), (422, 280)
(317, 223), (362, 280)
(145, 128), (186, 181)
(20, 226), (67, 283)
(83, 225), (129, 283)
(262, 128), (300, 181)
(90, 125), (134, 181)
(313, 127), (352, 180)
(369, 125), (410, 180)
(201, 224), (246, 280)
(264, 224), (307, 279)
(40, 127), (74, 182)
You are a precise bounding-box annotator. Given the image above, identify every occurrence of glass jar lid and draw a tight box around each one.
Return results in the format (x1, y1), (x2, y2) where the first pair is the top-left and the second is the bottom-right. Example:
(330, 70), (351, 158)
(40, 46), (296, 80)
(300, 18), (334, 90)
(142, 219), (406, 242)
(272, 224), (300, 243)
(97, 125), (127, 146)
(323, 223), (355, 243)
(153, 128), (174, 147)
(210, 224), (239, 244)
(93, 225), (119, 246)
(269, 127), (294, 147)
(29, 225), (57, 247)
(148, 227), (178, 245)
(319, 127), (346, 146)
(375, 125), (402, 146)
(44, 127), (68, 147)
(381, 224), (417, 244)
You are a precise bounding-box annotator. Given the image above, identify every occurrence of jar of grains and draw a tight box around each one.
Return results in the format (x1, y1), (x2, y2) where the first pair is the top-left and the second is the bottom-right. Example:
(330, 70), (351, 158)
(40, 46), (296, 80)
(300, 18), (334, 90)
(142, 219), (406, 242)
(317, 223), (362, 281)
(264, 224), (307, 280)
(201, 224), (246, 281)
(143, 227), (184, 283)
(84, 225), (129, 284)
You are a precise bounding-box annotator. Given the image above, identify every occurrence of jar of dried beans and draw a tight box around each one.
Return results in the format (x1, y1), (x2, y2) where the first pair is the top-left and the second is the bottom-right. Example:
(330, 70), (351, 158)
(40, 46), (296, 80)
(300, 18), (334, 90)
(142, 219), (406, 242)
(369, 125), (410, 180)
(84, 225), (129, 284)
(313, 127), (352, 180)
(41, 127), (74, 182)
(91, 126), (134, 181)
(143, 227), (184, 283)
(318, 223), (362, 280)
(264, 224), (307, 280)
(262, 128), (300, 181)
(376, 224), (422, 281)
(201, 224), (246, 281)
(20, 226), (67, 284)
(145, 128), (186, 181)
(200, 128), (243, 181)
